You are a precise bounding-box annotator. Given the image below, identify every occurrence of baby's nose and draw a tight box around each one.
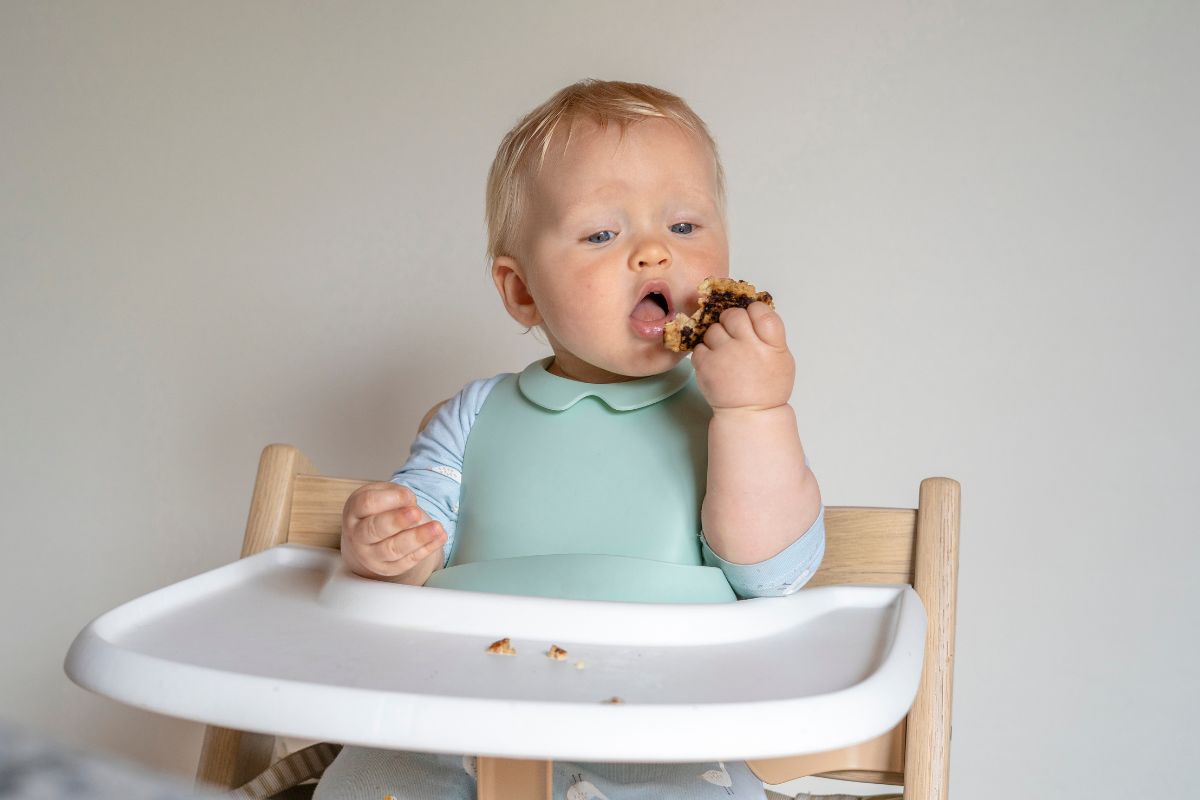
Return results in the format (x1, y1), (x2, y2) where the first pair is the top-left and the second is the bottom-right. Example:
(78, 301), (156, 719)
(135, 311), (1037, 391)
(632, 240), (672, 269)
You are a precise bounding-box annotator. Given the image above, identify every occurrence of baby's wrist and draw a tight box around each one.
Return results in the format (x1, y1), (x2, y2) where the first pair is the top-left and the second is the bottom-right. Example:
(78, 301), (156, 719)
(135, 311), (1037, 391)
(709, 401), (794, 420)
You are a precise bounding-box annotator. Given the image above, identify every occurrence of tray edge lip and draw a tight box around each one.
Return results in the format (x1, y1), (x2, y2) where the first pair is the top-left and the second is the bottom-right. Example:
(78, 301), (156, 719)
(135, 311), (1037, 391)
(62, 578), (927, 761)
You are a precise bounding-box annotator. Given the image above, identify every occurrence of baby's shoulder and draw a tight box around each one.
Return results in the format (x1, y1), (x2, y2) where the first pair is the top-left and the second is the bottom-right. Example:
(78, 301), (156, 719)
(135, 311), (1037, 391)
(418, 372), (511, 434)
(453, 371), (512, 409)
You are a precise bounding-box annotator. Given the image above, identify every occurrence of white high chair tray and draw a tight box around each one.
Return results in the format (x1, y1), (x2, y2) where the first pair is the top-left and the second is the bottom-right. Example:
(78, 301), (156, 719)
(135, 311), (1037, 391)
(66, 544), (926, 762)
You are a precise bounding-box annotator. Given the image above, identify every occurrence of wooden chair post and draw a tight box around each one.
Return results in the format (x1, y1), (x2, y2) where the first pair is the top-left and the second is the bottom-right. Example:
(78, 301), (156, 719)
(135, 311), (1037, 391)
(476, 757), (552, 800)
(747, 478), (960, 797)
(195, 726), (277, 790)
(239, 444), (317, 557)
(903, 477), (960, 800)
(195, 444), (317, 790)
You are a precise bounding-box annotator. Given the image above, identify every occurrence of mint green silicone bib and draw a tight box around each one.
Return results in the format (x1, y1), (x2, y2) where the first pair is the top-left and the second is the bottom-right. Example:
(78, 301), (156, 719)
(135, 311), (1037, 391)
(423, 358), (736, 603)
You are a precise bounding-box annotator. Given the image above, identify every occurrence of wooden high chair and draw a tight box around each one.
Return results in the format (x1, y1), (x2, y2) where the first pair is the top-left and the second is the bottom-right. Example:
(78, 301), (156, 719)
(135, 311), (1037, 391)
(196, 444), (959, 800)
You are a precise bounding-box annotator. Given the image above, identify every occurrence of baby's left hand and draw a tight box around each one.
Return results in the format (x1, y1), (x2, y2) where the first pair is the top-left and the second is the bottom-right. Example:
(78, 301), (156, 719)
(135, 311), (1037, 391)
(691, 302), (795, 412)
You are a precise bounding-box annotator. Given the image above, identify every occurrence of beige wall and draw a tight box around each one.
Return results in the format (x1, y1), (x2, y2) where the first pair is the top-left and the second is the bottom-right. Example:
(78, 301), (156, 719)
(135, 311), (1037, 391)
(2, 2), (1197, 797)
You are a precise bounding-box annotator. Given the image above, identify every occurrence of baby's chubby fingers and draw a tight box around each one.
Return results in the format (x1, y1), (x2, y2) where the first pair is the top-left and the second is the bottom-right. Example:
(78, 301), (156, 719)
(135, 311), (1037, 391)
(746, 301), (787, 348)
(346, 482), (414, 522)
(371, 520), (446, 570)
(717, 303), (784, 346)
(360, 503), (430, 545)
(715, 306), (755, 340)
(699, 318), (733, 349)
(690, 301), (795, 411)
(341, 481), (446, 580)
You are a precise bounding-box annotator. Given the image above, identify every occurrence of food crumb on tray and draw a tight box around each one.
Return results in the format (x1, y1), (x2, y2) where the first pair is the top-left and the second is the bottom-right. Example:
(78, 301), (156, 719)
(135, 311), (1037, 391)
(485, 637), (516, 656)
(547, 644), (568, 660)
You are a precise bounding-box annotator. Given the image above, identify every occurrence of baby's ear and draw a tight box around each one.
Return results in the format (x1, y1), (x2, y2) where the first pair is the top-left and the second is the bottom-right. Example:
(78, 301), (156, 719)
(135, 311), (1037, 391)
(491, 256), (542, 328)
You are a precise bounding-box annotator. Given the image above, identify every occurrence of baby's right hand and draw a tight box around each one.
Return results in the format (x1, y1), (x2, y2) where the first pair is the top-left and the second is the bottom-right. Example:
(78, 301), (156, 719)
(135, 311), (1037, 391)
(340, 482), (447, 583)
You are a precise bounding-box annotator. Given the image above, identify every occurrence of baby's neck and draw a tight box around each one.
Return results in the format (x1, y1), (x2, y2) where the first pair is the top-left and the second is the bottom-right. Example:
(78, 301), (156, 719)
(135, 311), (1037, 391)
(545, 357), (638, 384)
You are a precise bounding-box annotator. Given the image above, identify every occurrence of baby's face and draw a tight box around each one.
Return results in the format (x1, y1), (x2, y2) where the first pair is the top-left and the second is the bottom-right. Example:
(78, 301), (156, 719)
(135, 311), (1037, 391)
(503, 118), (729, 382)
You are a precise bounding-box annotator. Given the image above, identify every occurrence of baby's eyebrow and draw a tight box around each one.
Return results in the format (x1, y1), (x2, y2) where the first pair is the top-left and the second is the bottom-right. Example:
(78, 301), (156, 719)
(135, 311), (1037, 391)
(556, 203), (617, 228)
(559, 184), (630, 213)
(669, 185), (719, 207)
(554, 185), (718, 227)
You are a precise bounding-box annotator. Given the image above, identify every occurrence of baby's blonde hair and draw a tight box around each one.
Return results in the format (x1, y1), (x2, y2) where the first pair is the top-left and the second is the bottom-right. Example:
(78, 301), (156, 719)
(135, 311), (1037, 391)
(485, 79), (726, 262)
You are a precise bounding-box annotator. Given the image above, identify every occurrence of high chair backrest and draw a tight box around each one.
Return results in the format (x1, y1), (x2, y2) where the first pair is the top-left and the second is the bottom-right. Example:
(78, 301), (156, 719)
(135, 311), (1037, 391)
(196, 444), (960, 800)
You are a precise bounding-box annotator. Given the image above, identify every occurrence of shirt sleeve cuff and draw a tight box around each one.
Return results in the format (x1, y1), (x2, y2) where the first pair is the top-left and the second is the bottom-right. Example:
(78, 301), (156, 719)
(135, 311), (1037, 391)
(701, 505), (825, 599)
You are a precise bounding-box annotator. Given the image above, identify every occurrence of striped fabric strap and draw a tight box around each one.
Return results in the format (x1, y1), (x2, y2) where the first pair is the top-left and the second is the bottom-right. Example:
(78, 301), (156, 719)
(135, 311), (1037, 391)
(227, 742), (343, 799)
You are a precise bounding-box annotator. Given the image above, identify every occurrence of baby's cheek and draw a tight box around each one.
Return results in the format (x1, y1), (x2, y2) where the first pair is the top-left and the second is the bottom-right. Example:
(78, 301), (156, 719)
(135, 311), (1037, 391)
(541, 304), (604, 357)
(554, 280), (609, 325)
(545, 278), (593, 315)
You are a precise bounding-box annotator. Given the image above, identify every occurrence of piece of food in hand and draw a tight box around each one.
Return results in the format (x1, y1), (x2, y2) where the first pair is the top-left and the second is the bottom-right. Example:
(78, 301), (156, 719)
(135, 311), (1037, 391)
(486, 637), (516, 656)
(547, 644), (568, 661)
(663, 277), (775, 352)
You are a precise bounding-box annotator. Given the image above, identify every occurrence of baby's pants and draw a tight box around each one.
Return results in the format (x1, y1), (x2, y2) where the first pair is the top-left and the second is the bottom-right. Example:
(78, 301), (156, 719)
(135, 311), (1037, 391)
(313, 746), (767, 800)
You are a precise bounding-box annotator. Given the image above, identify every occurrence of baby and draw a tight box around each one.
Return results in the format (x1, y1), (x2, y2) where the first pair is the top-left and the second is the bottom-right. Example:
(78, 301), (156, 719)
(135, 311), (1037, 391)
(319, 80), (825, 800)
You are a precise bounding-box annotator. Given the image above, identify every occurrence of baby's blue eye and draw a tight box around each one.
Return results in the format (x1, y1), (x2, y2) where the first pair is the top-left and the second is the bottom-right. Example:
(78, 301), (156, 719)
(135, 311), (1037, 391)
(671, 222), (695, 234)
(587, 230), (616, 244)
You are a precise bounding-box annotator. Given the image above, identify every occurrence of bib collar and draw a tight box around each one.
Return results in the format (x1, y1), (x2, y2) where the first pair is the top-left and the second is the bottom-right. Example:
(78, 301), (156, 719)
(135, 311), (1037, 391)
(517, 357), (694, 412)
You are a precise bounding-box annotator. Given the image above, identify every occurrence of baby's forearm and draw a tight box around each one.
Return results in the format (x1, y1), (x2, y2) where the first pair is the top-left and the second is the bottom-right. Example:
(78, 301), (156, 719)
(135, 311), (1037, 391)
(701, 404), (821, 564)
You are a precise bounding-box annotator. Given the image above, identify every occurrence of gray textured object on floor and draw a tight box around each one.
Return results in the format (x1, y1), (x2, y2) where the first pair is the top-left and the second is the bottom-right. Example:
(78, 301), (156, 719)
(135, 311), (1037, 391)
(0, 719), (217, 799)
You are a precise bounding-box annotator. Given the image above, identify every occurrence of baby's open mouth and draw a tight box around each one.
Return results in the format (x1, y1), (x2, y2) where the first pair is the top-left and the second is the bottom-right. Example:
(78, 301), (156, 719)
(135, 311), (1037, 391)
(631, 291), (670, 322)
(628, 284), (675, 339)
